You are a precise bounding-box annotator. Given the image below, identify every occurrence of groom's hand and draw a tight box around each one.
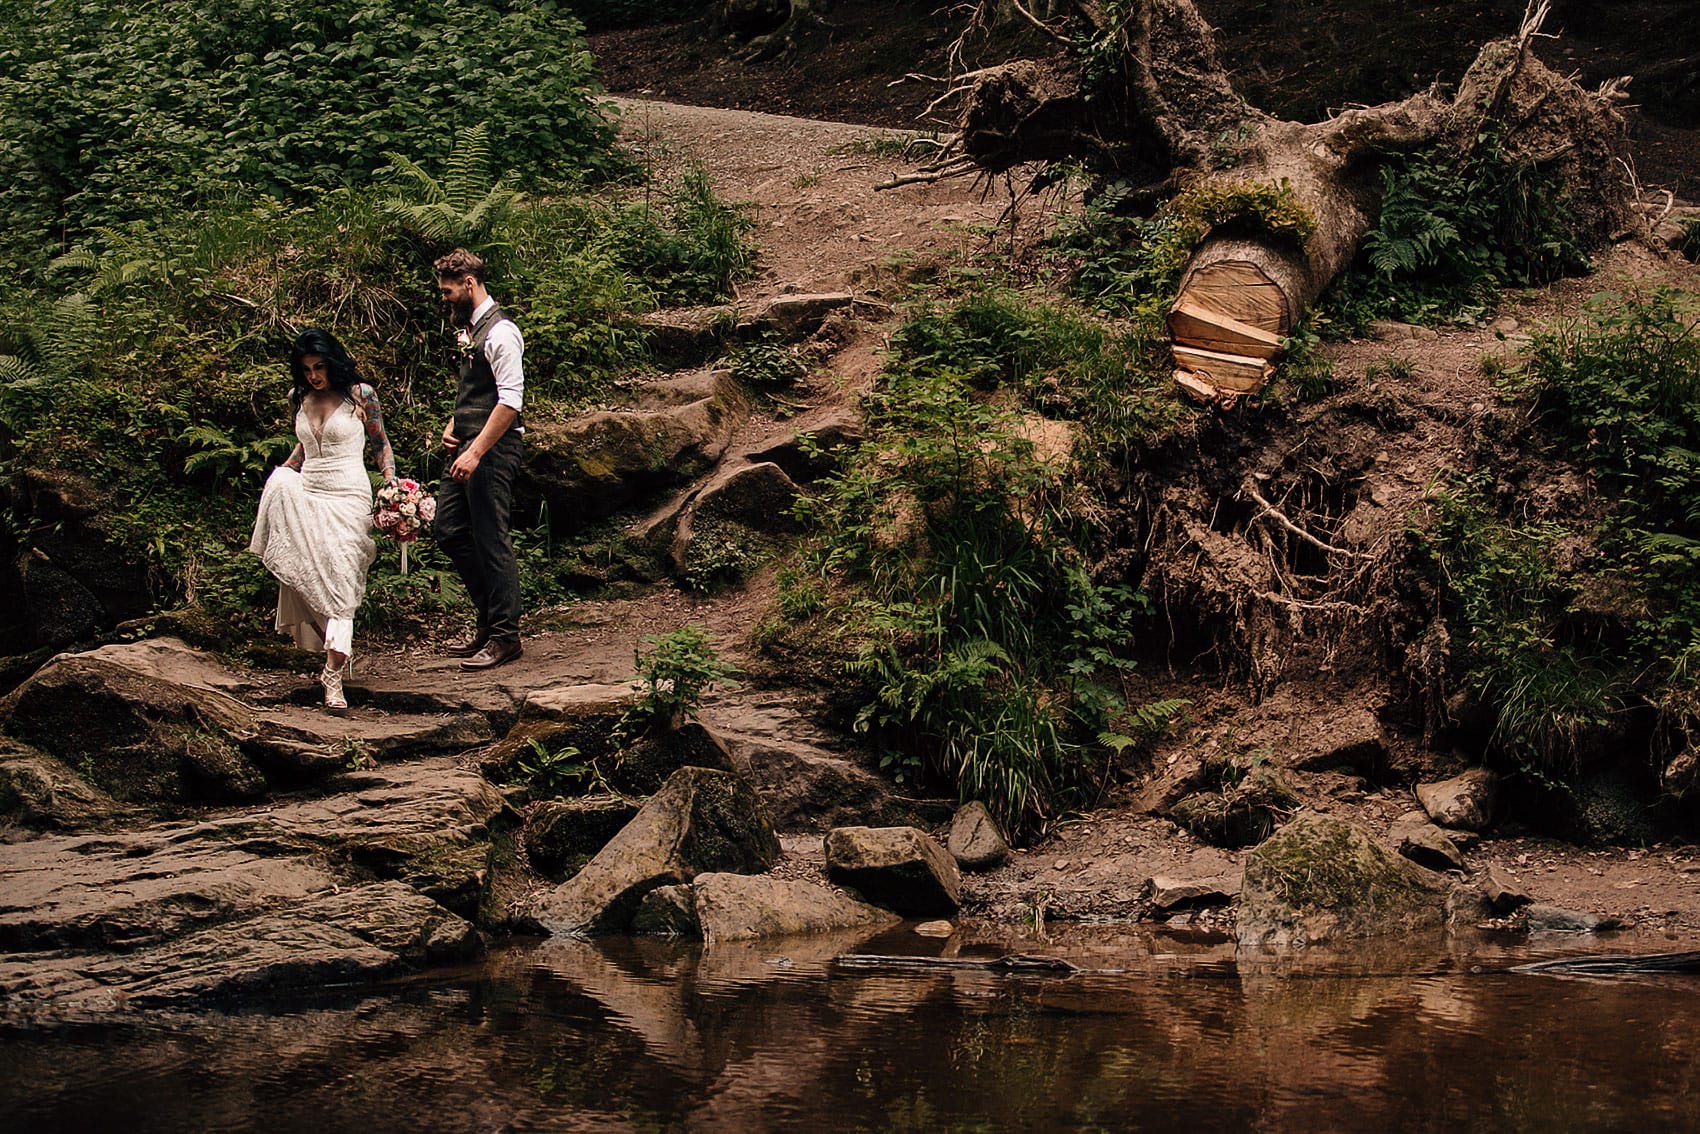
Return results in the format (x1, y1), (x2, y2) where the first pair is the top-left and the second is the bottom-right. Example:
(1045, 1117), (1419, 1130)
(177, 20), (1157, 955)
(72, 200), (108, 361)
(449, 449), (482, 482)
(442, 420), (461, 450)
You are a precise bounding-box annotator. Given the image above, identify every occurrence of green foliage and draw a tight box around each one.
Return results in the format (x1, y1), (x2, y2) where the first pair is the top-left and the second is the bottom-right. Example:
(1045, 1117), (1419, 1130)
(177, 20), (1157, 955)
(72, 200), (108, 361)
(0, 0), (621, 264)
(1680, 219), (1700, 264)
(1328, 135), (1589, 330)
(1429, 487), (1625, 776)
(679, 517), (777, 593)
(516, 739), (591, 799)
(799, 288), (1166, 837)
(882, 286), (1181, 464)
(631, 625), (742, 725)
(379, 123), (523, 249)
(1427, 291), (1700, 782)
(0, 152), (756, 636)
(1053, 178), (1314, 328)
(731, 339), (808, 392)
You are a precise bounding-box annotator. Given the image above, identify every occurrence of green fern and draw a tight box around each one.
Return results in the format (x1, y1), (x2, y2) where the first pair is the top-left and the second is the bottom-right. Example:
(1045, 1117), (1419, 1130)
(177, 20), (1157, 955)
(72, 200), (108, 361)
(380, 123), (522, 246)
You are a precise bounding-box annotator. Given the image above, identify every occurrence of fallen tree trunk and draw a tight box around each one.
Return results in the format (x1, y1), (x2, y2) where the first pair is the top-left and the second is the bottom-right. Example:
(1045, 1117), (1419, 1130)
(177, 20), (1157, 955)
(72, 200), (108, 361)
(934, 0), (1640, 400)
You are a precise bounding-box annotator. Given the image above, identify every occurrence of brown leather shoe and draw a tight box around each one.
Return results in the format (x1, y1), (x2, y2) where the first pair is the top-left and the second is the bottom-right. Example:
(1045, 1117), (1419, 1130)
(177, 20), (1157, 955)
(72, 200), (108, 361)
(444, 631), (489, 658)
(459, 638), (522, 671)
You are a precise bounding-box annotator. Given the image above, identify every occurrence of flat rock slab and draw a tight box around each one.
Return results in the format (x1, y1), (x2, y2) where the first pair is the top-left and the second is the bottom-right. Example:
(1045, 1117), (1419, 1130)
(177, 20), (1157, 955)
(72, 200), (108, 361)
(0, 881), (479, 1012)
(1416, 768), (1500, 832)
(0, 758), (506, 955)
(654, 872), (900, 942)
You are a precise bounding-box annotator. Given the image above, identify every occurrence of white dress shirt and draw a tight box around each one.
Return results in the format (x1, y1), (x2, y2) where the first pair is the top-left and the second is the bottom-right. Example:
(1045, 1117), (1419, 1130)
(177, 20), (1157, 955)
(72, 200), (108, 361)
(471, 296), (524, 416)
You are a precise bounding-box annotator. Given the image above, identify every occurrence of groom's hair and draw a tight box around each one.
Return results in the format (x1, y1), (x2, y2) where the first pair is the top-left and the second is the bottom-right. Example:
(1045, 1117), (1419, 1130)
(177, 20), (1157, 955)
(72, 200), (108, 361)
(433, 248), (488, 283)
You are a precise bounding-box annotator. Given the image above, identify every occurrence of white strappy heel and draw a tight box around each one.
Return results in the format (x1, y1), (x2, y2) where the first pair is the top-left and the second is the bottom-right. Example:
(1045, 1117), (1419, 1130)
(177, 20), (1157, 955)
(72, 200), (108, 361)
(320, 664), (349, 716)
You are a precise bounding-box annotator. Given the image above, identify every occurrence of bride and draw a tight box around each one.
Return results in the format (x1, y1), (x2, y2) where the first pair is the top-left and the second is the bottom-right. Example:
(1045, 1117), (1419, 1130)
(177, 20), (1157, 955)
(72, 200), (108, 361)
(249, 328), (395, 714)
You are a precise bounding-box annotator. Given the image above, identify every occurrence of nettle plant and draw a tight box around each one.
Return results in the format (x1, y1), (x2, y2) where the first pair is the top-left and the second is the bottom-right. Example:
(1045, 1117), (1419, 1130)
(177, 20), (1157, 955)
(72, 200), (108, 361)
(631, 625), (743, 729)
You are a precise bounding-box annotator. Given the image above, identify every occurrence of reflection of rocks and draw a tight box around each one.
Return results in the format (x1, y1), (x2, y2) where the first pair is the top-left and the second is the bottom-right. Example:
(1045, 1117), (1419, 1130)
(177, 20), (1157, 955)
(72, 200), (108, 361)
(825, 825), (961, 916)
(632, 872), (900, 941)
(1238, 812), (1461, 947)
(527, 767), (781, 935)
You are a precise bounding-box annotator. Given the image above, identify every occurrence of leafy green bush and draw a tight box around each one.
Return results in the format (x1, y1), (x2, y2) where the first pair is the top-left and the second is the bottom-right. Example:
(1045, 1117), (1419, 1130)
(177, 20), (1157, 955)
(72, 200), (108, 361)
(1053, 178), (1314, 328)
(1429, 487), (1625, 777)
(0, 0), (621, 264)
(0, 156), (756, 638)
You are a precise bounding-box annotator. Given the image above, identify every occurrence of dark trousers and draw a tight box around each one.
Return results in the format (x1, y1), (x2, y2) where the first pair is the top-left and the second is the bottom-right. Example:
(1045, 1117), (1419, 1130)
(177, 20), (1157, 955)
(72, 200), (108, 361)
(434, 430), (523, 642)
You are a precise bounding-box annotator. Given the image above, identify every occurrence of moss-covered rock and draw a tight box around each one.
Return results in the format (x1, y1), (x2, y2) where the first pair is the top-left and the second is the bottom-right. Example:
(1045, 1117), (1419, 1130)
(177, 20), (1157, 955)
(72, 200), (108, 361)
(0, 743), (124, 830)
(1238, 812), (1463, 946)
(524, 794), (642, 878)
(1169, 764), (1301, 848)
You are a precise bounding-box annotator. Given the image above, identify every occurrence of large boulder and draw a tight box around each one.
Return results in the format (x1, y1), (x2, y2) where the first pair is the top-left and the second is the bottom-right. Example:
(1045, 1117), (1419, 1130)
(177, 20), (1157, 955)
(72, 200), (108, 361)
(616, 722), (739, 796)
(742, 406), (864, 485)
(481, 682), (640, 782)
(631, 872), (900, 941)
(824, 825), (962, 916)
(1415, 768), (1500, 832)
(0, 639), (266, 803)
(946, 801), (1010, 871)
(1238, 812), (1463, 947)
(720, 731), (915, 832)
(527, 767), (781, 935)
(3, 468), (153, 649)
(520, 371), (749, 529)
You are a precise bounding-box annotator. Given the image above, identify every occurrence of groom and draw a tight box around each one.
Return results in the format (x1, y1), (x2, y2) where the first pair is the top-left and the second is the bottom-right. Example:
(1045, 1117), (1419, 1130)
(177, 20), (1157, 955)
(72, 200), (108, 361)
(433, 248), (525, 671)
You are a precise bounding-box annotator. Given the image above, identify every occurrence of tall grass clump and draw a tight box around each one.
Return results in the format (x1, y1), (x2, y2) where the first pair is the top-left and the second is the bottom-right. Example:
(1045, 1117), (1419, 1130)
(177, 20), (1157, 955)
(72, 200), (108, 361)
(797, 287), (1182, 837)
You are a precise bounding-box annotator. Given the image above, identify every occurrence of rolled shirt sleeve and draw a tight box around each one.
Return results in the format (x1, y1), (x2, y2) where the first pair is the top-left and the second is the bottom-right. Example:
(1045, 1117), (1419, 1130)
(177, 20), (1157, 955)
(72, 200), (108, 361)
(483, 319), (525, 414)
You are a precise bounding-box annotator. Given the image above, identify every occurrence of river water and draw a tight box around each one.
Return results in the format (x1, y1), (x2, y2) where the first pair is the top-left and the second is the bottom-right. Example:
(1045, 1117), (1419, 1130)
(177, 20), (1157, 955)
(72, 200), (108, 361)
(5, 923), (1700, 1132)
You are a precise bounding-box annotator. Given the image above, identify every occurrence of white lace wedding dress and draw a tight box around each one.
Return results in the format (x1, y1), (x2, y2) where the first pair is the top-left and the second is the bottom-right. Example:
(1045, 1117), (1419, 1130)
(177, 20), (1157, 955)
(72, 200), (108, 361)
(249, 400), (377, 651)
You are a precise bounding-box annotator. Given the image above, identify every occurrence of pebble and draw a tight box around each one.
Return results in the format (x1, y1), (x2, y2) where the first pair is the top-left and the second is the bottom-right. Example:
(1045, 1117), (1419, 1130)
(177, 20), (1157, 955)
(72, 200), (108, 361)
(1053, 859), (1070, 871)
(914, 920), (954, 937)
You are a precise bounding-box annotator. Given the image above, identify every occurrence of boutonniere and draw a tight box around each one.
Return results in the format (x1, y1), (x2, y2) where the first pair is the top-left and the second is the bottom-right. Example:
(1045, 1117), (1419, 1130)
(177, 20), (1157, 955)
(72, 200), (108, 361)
(455, 328), (476, 357)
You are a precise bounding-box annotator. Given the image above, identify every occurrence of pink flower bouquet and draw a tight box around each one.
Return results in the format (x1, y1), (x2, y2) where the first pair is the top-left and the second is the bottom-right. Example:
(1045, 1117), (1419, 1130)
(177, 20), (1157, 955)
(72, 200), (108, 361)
(373, 477), (436, 544)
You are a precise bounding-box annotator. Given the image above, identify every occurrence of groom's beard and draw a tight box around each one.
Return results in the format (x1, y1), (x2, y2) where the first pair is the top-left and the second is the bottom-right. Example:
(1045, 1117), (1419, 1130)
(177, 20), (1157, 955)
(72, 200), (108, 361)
(451, 298), (476, 326)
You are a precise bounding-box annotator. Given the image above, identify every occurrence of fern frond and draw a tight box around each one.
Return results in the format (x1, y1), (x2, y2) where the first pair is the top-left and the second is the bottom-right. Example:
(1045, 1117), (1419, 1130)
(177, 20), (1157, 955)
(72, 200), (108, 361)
(445, 122), (494, 212)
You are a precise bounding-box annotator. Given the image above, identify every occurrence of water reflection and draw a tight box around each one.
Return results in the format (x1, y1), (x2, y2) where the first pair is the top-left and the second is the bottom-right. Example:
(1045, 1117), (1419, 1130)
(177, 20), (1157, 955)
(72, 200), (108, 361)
(5, 925), (1700, 1132)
